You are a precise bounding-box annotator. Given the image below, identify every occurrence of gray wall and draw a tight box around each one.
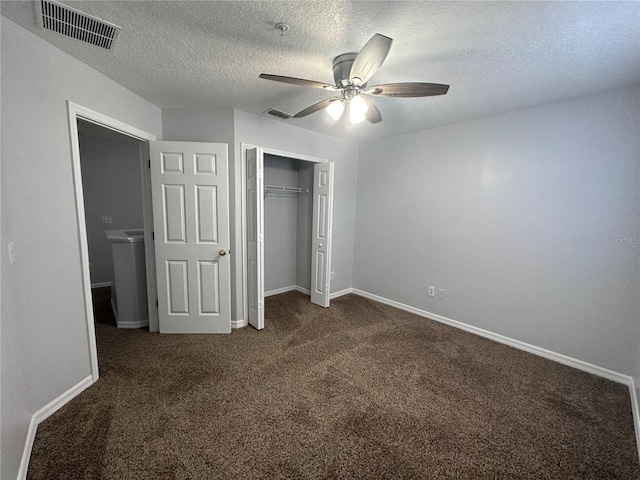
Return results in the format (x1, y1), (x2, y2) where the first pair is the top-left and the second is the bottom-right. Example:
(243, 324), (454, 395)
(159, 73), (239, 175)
(1, 17), (162, 479)
(262, 155), (315, 292)
(234, 110), (360, 321)
(161, 108), (237, 315)
(79, 132), (144, 286)
(354, 85), (640, 376)
(264, 155), (299, 291)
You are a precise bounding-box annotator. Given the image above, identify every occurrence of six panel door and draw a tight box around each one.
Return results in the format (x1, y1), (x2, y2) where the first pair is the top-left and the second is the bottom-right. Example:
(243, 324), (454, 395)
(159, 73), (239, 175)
(150, 141), (231, 333)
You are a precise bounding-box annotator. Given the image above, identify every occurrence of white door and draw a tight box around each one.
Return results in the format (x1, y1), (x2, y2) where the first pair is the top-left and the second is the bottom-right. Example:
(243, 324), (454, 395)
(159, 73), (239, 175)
(310, 162), (334, 307)
(150, 141), (231, 333)
(246, 147), (264, 329)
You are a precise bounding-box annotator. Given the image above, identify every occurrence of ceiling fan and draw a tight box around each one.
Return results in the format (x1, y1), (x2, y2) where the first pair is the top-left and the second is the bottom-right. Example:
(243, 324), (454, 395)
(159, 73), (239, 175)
(259, 33), (449, 125)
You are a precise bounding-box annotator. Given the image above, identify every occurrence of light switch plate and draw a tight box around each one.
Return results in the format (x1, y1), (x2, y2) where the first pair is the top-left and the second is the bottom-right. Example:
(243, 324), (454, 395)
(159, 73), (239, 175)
(8, 242), (15, 264)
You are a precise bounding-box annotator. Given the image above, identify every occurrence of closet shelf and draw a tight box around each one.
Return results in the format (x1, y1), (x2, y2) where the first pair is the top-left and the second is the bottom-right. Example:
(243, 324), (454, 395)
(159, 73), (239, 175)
(264, 185), (309, 198)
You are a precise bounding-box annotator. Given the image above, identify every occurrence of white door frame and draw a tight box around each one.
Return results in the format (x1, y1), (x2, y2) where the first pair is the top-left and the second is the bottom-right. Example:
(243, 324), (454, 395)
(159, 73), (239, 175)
(67, 101), (157, 382)
(240, 143), (327, 327)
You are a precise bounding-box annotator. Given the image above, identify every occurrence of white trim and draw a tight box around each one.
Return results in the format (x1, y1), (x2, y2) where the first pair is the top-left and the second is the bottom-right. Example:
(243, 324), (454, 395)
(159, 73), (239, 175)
(629, 379), (640, 462)
(18, 376), (93, 480)
(351, 288), (632, 385)
(260, 285), (355, 299)
(139, 142), (159, 333)
(67, 101), (156, 382)
(240, 143), (251, 332)
(91, 281), (112, 289)
(295, 286), (311, 296)
(330, 287), (353, 299)
(18, 419), (37, 480)
(261, 146), (328, 164)
(264, 285), (297, 297)
(69, 102), (156, 142)
(231, 318), (248, 329)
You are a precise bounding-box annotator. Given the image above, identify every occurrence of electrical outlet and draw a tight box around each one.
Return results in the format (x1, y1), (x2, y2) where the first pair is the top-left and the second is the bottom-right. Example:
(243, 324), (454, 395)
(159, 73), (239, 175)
(330, 271), (335, 280)
(428, 286), (435, 297)
(102, 216), (112, 224)
(438, 289), (446, 299)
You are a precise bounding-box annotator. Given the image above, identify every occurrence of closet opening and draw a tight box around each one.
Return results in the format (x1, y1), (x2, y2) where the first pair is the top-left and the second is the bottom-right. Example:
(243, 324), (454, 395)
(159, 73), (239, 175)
(263, 154), (315, 298)
(243, 146), (334, 330)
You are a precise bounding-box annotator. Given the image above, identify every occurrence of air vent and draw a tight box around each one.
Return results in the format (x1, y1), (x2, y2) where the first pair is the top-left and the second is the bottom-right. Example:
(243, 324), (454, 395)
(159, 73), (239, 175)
(265, 108), (293, 120)
(35, 0), (120, 50)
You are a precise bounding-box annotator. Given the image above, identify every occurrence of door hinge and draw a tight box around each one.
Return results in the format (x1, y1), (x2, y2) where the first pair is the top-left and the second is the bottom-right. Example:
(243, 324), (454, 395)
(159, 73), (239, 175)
(152, 231), (155, 240)
(156, 299), (158, 308)
(148, 159), (151, 168)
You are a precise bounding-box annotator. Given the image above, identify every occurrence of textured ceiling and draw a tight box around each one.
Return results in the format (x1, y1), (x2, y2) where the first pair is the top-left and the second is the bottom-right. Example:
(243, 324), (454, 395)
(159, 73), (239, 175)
(2, 1), (639, 143)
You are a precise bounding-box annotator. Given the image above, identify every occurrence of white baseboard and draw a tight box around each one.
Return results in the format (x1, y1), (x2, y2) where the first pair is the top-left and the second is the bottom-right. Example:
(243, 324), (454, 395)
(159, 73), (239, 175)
(231, 318), (247, 329)
(109, 298), (147, 329)
(295, 286), (311, 296)
(91, 281), (112, 289)
(116, 320), (149, 329)
(264, 285), (297, 297)
(18, 375), (93, 479)
(330, 287), (353, 299)
(351, 288), (632, 385)
(263, 285), (351, 299)
(629, 379), (640, 462)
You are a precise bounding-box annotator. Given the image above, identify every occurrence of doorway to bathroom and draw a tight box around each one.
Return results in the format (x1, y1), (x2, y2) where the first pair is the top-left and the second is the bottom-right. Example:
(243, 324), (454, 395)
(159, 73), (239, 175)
(77, 119), (148, 330)
(68, 102), (158, 381)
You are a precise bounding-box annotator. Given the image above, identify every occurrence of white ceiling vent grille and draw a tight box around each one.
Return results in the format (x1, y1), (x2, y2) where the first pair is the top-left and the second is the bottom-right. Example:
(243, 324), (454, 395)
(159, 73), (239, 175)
(264, 108), (293, 120)
(35, 0), (120, 50)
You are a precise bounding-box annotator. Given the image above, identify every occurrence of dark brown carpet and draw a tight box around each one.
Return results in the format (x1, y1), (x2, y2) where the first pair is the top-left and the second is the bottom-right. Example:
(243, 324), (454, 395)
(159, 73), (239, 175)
(27, 292), (639, 479)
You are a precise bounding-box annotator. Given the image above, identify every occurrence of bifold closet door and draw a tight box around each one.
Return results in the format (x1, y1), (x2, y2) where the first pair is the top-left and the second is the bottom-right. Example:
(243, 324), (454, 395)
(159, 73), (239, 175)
(246, 147), (265, 330)
(310, 162), (334, 308)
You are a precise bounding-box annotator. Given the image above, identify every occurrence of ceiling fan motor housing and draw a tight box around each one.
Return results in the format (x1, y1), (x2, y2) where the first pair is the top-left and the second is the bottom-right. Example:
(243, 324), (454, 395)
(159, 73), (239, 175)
(332, 53), (358, 87)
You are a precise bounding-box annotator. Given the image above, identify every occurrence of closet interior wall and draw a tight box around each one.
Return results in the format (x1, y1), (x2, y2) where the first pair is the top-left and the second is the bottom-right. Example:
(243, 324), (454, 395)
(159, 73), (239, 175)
(263, 154), (314, 294)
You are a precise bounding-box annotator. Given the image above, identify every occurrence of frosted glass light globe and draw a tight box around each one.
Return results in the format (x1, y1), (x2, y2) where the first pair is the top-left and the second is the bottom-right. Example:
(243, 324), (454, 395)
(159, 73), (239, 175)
(349, 96), (368, 124)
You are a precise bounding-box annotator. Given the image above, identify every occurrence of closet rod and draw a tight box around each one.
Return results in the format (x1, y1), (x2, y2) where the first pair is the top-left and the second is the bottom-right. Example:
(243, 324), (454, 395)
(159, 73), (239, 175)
(263, 185), (309, 197)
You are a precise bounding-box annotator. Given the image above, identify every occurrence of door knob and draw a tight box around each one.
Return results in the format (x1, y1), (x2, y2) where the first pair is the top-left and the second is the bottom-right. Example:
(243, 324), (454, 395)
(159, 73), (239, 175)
(219, 249), (227, 256)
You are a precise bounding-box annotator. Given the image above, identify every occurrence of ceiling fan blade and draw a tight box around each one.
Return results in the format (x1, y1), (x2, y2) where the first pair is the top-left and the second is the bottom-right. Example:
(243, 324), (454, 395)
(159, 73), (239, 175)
(293, 97), (342, 118)
(259, 74), (338, 90)
(364, 82), (450, 98)
(360, 96), (382, 124)
(349, 34), (393, 86)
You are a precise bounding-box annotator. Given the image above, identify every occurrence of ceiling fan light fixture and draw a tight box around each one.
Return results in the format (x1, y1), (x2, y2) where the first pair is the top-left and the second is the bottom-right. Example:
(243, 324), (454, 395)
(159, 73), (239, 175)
(349, 95), (368, 124)
(326, 99), (345, 121)
(259, 33), (450, 126)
